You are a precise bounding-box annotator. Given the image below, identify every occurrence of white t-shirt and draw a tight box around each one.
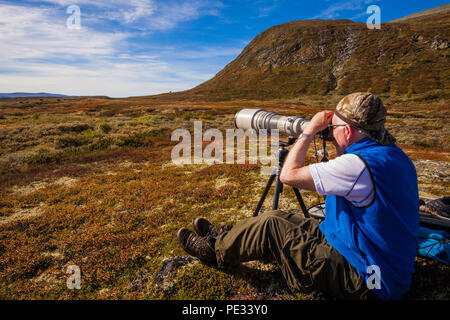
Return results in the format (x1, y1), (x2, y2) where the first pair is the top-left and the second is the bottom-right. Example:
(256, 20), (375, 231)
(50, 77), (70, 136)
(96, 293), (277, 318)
(309, 154), (375, 207)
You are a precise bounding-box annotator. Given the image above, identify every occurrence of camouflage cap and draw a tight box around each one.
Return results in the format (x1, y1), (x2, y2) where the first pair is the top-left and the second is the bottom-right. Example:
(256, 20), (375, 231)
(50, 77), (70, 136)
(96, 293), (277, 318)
(335, 92), (396, 145)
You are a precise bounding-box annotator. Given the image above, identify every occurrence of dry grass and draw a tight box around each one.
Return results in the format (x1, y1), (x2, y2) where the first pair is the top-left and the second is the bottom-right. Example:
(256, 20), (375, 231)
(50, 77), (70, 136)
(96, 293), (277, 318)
(0, 95), (448, 300)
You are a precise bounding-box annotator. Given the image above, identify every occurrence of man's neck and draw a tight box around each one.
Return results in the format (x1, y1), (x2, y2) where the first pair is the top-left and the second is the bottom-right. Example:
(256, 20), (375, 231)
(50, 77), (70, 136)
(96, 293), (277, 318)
(337, 136), (369, 156)
(349, 134), (368, 147)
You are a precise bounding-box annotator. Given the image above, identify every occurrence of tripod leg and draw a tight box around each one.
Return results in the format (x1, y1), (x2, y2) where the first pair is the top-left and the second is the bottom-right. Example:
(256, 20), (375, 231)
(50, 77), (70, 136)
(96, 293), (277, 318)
(272, 175), (283, 210)
(253, 173), (276, 217)
(292, 187), (309, 218)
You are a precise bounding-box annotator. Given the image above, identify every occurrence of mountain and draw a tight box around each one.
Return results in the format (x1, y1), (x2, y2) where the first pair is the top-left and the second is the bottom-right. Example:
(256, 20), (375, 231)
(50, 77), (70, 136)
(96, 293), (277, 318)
(389, 4), (450, 23)
(159, 5), (449, 101)
(0, 92), (69, 99)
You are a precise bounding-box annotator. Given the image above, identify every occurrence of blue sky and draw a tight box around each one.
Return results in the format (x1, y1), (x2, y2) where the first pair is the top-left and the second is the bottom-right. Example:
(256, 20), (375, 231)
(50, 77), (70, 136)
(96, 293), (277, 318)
(0, 0), (448, 97)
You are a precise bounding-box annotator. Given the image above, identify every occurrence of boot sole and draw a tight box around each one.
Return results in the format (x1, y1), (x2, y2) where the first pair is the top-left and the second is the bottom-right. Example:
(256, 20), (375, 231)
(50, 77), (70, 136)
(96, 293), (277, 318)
(177, 228), (196, 256)
(192, 217), (208, 237)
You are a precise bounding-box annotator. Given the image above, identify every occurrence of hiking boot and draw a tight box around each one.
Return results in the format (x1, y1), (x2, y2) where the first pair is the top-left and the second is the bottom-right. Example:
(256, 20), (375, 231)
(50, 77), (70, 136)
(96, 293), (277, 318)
(176, 228), (217, 265)
(192, 217), (232, 238)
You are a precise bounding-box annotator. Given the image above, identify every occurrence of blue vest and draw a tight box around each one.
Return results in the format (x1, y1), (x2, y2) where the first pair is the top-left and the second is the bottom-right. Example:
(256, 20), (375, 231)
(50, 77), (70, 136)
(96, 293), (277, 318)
(319, 138), (419, 300)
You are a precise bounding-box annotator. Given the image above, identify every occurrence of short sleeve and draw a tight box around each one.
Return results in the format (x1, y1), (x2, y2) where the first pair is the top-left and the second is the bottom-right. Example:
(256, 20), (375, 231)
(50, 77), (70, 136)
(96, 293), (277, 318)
(309, 154), (374, 206)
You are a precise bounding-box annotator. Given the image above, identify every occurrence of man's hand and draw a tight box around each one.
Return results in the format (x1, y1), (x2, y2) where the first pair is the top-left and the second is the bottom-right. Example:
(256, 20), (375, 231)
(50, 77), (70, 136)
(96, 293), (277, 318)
(280, 110), (334, 191)
(304, 110), (334, 136)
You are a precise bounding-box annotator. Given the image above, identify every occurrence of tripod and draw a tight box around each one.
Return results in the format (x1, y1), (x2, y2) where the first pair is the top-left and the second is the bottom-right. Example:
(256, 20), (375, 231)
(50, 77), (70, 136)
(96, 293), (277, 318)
(253, 137), (310, 217)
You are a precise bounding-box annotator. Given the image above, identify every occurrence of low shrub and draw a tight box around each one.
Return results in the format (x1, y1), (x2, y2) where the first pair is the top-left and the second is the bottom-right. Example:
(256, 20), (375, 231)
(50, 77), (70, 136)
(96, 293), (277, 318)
(117, 129), (167, 148)
(99, 110), (116, 117)
(98, 122), (112, 134)
(55, 135), (88, 149)
(25, 151), (65, 165)
(415, 90), (449, 101)
(118, 133), (152, 148)
(58, 124), (91, 133)
(138, 114), (175, 126)
(81, 129), (102, 140)
(88, 138), (114, 151)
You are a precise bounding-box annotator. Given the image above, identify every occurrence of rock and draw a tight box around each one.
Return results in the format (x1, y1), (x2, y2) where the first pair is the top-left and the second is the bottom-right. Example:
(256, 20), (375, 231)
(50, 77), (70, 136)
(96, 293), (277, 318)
(128, 270), (151, 293)
(154, 256), (200, 296)
(429, 39), (449, 50)
(438, 42), (448, 50)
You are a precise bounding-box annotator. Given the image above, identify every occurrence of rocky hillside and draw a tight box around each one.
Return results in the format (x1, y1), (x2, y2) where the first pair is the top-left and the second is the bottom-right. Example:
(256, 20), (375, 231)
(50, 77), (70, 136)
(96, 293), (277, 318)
(390, 3), (450, 22)
(165, 6), (449, 101)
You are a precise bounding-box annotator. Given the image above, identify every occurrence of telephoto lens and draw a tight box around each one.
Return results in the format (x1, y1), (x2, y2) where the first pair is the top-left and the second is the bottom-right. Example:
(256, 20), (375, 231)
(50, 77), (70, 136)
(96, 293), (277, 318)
(234, 109), (309, 138)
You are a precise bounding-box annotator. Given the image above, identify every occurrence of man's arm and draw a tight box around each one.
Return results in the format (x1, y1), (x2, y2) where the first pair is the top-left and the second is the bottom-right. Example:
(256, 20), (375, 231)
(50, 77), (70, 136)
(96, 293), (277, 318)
(279, 111), (333, 191)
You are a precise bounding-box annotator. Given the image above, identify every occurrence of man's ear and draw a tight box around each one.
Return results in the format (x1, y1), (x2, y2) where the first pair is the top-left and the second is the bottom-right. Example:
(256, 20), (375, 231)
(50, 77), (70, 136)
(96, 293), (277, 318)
(344, 125), (353, 142)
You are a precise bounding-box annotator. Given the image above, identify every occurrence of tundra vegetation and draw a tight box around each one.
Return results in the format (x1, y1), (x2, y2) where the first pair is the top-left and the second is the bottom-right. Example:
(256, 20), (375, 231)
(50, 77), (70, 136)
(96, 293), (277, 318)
(0, 93), (448, 300)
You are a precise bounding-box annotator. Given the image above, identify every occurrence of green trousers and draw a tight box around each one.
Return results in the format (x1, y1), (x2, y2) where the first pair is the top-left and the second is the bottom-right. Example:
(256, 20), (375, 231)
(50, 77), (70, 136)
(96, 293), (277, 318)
(215, 210), (378, 300)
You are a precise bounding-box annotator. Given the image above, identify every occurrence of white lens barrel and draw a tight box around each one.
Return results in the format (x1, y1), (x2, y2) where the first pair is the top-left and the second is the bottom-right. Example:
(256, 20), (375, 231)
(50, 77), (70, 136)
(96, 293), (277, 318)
(234, 109), (264, 131)
(277, 116), (309, 137)
(234, 108), (309, 138)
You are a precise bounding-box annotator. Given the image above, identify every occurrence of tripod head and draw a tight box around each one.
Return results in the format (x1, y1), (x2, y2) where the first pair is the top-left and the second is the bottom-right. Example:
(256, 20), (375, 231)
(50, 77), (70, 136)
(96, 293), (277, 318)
(280, 134), (329, 163)
(279, 136), (297, 148)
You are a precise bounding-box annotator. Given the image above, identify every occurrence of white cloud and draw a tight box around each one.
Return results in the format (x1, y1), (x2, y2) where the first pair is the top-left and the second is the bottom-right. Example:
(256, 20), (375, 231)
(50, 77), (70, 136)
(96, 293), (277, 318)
(117, 0), (157, 23)
(27, 0), (224, 30)
(312, 0), (380, 19)
(138, 0), (225, 30)
(256, 0), (279, 18)
(0, 4), (128, 60)
(0, 2), (238, 97)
